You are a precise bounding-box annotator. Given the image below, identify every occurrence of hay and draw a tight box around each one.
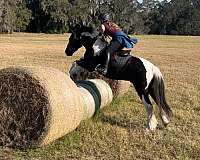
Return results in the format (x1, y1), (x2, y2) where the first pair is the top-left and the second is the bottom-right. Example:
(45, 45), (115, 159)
(115, 80), (131, 97)
(0, 66), (114, 148)
(87, 79), (113, 109)
(77, 86), (96, 120)
(0, 67), (84, 148)
(0, 68), (49, 148)
(76, 79), (113, 120)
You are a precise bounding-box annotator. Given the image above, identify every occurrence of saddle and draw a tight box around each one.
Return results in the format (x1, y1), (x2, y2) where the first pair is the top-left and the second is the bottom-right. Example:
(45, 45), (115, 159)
(111, 49), (132, 69)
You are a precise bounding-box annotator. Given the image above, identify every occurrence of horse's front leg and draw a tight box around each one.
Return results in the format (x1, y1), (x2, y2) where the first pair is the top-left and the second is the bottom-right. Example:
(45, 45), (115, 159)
(142, 95), (158, 131)
(69, 61), (89, 81)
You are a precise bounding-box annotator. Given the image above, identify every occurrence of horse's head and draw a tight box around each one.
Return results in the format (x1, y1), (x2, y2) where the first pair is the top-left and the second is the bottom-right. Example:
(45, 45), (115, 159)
(65, 24), (100, 56)
(65, 24), (83, 56)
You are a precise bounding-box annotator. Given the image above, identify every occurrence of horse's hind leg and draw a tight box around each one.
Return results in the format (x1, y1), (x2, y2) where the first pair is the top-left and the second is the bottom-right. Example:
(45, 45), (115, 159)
(149, 89), (170, 126)
(141, 94), (158, 131)
(132, 80), (158, 130)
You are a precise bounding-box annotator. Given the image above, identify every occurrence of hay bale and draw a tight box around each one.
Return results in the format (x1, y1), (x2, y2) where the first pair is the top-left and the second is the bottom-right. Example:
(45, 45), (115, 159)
(76, 79), (113, 119)
(82, 72), (130, 98)
(0, 67), (84, 148)
(77, 85), (96, 120)
(69, 63), (131, 97)
(76, 79), (113, 118)
(87, 79), (113, 109)
(116, 80), (131, 96)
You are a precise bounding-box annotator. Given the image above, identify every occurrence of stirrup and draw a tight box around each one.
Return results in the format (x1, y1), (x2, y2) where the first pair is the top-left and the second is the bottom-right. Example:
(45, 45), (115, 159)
(95, 64), (107, 75)
(95, 64), (101, 71)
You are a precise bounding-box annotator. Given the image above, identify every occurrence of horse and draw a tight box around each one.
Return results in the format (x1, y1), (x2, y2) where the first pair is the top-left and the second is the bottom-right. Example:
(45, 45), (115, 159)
(65, 24), (172, 131)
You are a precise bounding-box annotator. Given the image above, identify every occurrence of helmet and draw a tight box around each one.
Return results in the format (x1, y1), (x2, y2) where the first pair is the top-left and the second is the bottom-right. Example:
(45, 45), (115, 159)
(98, 13), (110, 22)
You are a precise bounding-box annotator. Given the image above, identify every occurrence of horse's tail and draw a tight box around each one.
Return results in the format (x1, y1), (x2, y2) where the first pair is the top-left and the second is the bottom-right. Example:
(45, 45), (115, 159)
(150, 66), (173, 119)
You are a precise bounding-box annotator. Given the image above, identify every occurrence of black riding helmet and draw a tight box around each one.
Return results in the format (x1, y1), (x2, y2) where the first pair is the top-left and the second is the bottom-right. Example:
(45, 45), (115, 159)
(98, 13), (110, 22)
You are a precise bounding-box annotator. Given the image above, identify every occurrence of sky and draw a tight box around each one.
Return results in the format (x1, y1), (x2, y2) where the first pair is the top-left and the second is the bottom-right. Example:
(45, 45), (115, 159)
(137, 0), (165, 3)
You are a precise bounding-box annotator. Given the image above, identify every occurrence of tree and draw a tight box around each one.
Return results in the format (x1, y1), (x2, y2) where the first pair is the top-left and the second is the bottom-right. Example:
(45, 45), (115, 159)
(168, 0), (200, 35)
(15, 0), (31, 32)
(1, 0), (199, 35)
(38, 0), (71, 33)
(26, 0), (46, 32)
(0, 0), (17, 33)
(0, 0), (31, 33)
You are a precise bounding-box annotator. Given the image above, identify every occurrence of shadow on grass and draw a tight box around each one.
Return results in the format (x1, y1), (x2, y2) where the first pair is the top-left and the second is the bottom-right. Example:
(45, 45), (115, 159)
(99, 113), (142, 130)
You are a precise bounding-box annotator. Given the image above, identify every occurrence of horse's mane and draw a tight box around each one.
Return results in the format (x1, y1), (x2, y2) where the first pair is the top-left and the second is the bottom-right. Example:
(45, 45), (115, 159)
(71, 24), (96, 34)
(81, 26), (95, 33)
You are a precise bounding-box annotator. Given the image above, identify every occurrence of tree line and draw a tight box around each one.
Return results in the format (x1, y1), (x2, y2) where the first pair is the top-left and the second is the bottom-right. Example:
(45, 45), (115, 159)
(0, 0), (200, 35)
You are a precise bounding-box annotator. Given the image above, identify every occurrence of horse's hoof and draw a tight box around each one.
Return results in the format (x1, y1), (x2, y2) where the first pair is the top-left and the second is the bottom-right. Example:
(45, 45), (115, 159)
(147, 115), (158, 131)
(163, 122), (169, 127)
(145, 128), (151, 132)
(161, 114), (170, 127)
(146, 123), (157, 131)
(146, 126), (157, 131)
(145, 127), (156, 132)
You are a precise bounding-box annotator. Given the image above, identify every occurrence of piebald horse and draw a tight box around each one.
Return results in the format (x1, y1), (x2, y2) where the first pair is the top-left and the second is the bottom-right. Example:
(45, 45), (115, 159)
(65, 25), (172, 130)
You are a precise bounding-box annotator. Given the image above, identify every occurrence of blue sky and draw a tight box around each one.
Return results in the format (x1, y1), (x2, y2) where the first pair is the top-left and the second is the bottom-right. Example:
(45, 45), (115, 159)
(137, 0), (164, 3)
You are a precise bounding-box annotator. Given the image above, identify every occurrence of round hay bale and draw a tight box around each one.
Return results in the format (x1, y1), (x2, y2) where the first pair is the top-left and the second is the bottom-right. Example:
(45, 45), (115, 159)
(88, 79), (113, 109)
(76, 79), (113, 119)
(77, 86), (96, 120)
(0, 67), (84, 148)
(116, 80), (131, 96)
(69, 63), (130, 97)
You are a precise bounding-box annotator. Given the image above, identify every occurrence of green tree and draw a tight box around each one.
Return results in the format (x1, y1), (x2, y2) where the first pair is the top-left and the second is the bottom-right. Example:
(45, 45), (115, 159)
(26, 0), (46, 32)
(169, 0), (200, 35)
(15, 0), (31, 32)
(39, 0), (71, 33)
(0, 0), (16, 33)
(0, 0), (31, 33)
(146, 0), (200, 35)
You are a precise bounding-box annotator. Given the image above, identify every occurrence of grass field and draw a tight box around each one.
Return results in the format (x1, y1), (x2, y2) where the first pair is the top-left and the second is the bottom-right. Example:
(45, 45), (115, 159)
(0, 33), (199, 160)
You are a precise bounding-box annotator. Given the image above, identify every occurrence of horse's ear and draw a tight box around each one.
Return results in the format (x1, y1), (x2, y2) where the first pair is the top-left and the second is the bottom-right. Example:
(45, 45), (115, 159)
(69, 23), (82, 33)
(69, 23), (75, 33)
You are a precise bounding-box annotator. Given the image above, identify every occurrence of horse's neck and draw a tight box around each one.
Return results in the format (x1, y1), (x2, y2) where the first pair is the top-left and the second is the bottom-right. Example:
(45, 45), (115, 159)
(92, 39), (107, 56)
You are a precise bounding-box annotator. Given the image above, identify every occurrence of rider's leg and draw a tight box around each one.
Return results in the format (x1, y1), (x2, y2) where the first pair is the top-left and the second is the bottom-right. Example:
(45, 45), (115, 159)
(97, 40), (122, 75)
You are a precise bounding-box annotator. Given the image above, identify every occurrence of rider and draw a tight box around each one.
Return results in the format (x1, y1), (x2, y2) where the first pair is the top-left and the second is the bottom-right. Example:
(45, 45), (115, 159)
(96, 13), (138, 75)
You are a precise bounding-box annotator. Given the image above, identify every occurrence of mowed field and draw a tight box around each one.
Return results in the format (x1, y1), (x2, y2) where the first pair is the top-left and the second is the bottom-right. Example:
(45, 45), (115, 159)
(0, 33), (199, 160)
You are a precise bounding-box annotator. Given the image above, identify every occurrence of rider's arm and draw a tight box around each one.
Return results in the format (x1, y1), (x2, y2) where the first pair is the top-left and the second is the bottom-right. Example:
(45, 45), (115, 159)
(99, 24), (105, 33)
(99, 24), (111, 43)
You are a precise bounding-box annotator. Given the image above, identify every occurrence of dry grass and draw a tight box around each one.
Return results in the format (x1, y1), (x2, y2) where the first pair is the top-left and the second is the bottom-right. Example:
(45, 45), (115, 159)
(0, 33), (199, 159)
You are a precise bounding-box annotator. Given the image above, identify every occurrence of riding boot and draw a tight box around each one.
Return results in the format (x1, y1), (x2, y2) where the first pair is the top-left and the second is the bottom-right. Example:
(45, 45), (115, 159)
(95, 52), (110, 75)
(102, 52), (110, 75)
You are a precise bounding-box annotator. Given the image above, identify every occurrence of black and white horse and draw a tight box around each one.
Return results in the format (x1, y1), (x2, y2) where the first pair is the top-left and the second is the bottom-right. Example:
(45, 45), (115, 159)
(65, 25), (172, 130)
